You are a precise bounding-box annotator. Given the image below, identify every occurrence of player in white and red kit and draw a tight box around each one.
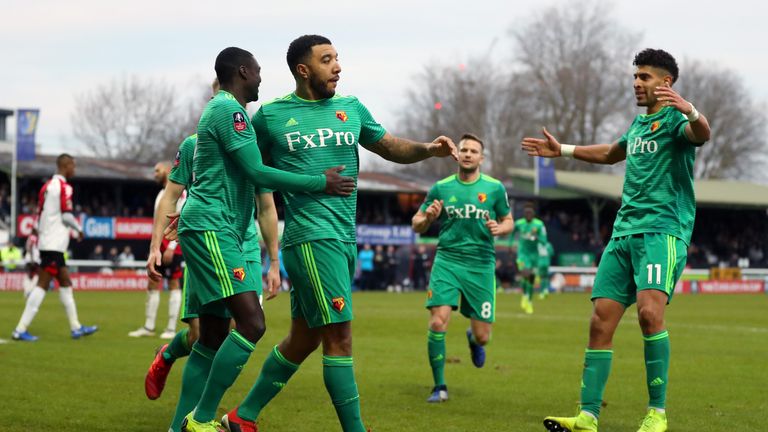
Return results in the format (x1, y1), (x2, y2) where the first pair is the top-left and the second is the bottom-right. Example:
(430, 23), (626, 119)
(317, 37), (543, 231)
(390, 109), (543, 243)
(12, 154), (98, 341)
(129, 161), (187, 339)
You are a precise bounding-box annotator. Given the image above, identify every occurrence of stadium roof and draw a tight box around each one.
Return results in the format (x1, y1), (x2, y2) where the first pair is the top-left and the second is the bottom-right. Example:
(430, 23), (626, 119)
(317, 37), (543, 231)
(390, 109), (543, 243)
(508, 168), (768, 208)
(0, 153), (154, 181)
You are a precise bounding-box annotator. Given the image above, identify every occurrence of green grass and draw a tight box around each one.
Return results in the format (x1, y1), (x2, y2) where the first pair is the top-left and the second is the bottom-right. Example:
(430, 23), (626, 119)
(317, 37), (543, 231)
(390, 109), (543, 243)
(1, 291), (766, 431)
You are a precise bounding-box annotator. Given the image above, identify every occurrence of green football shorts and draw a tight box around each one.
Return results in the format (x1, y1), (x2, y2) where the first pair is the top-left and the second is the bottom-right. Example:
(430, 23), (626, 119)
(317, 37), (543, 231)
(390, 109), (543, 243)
(180, 260), (262, 322)
(592, 233), (687, 306)
(426, 253), (496, 323)
(517, 252), (538, 275)
(282, 239), (356, 328)
(179, 230), (261, 319)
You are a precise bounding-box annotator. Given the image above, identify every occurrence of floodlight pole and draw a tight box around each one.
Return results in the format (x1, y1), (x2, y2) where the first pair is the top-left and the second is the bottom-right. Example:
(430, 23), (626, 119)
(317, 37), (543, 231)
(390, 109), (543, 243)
(10, 109), (17, 240)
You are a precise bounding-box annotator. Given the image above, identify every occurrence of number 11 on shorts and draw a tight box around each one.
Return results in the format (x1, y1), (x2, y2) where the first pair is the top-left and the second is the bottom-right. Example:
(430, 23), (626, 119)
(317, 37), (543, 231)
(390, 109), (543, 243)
(647, 263), (661, 285)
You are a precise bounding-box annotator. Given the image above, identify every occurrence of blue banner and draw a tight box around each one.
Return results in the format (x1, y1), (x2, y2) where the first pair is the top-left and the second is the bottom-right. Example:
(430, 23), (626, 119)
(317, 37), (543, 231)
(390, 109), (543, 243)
(357, 225), (415, 245)
(16, 109), (39, 161)
(537, 157), (557, 189)
(83, 216), (114, 239)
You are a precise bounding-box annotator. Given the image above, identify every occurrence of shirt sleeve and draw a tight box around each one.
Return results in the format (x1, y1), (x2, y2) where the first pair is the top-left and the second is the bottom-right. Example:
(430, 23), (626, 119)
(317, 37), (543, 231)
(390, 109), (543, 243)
(616, 128), (631, 150)
(212, 101), (257, 154)
(494, 183), (511, 217)
(355, 98), (387, 147)
(169, 135), (195, 187)
(60, 181), (74, 212)
(251, 109), (274, 193)
(667, 109), (694, 144)
(419, 184), (440, 213)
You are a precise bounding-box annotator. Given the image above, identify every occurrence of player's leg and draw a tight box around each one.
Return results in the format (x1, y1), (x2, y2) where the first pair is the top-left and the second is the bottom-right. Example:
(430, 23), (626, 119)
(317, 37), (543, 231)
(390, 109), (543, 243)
(55, 264), (97, 338)
(539, 264), (550, 299)
(459, 268), (495, 369)
(320, 321), (367, 432)
(545, 238), (633, 432)
(23, 263), (39, 298)
(427, 306), (451, 401)
(12, 255), (55, 340)
(130, 278), (160, 337)
(162, 278), (182, 339)
(230, 317), (320, 426)
(425, 254), (461, 401)
(632, 234), (686, 432)
(174, 230), (264, 427)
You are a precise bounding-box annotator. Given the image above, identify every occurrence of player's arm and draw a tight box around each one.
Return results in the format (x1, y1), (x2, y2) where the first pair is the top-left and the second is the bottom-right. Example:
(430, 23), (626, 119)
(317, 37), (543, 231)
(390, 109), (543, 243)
(486, 213), (513, 237)
(366, 133), (458, 164)
(256, 191), (281, 300)
(412, 199), (443, 234)
(654, 86), (711, 144)
(147, 180), (185, 280)
(521, 127), (626, 165)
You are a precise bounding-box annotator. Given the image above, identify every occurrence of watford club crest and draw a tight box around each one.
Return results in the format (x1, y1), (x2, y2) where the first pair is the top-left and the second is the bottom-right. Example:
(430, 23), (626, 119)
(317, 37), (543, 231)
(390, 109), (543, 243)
(233, 112), (247, 132)
(478, 192), (487, 203)
(233, 267), (246, 282)
(336, 111), (348, 122)
(427, 290), (433, 299)
(332, 297), (346, 312)
(650, 121), (661, 133)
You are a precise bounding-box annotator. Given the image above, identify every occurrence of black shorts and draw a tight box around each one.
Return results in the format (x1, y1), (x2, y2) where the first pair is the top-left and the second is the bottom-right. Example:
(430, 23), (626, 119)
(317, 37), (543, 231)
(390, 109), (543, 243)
(157, 254), (184, 280)
(39, 251), (66, 276)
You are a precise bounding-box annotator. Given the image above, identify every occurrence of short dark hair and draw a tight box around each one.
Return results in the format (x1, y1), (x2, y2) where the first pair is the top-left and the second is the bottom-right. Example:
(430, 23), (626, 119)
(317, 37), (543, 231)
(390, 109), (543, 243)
(459, 133), (484, 149)
(215, 47), (254, 86)
(633, 48), (679, 83)
(523, 201), (536, 211)
(56, 153), (73, 168)
(286, 35), (332, 77)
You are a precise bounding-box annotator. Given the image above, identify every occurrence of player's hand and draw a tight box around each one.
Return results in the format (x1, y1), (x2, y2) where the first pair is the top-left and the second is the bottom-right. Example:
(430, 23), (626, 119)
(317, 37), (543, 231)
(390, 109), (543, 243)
(265, 262), (281, 301)
(164, 212), (180, 241)
(427, 136), (458, 161)
(654, 86), (693, 114)
(161, 247), (174, 266)
(521, 127), (562, 158)
(424, 199), (443, 223)
(146, 247), (163, 281)
(485, 217), (502, 236)
(323, 165), (356, 197)
(76, 231), (84, 241)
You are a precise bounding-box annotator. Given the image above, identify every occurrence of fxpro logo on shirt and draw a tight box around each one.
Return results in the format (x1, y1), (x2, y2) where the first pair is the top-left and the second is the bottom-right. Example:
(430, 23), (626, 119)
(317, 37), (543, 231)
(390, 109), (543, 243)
(627, 136), (659, 155)
(284, 129), (356, 152)
(445, 204), (489, 220)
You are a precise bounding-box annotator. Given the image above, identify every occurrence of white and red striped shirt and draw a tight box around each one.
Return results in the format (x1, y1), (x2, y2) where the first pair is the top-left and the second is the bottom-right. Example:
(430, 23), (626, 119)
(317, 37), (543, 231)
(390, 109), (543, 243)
(155, 187), (187, 256)
(37, 174), (80, 252)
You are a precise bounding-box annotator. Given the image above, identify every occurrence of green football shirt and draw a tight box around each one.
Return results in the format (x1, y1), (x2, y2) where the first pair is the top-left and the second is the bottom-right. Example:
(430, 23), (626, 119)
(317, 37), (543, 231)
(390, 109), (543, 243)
(170, 132), (261, 261)
(252, 93), (387, 248)
(614, 106), (696, 244)
(421, 174), (511, 267)
(514, 218), (547, 257)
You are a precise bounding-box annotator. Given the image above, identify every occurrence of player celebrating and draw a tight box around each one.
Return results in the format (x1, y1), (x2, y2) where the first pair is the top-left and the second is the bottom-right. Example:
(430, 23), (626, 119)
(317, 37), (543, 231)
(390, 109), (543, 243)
(129, 161), (186, 339)
(411, 133), (512, 403)
(11, 154), (97, 341)
(514, 203), (548, 314)
(219, 35), (457, 432)
(522, 49), (710, 432)
(148, 47), (354, 432)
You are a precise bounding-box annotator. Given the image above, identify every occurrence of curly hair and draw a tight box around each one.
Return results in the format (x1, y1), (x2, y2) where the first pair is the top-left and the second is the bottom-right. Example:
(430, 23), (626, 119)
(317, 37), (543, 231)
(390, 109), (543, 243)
(633, 49), (679, 83)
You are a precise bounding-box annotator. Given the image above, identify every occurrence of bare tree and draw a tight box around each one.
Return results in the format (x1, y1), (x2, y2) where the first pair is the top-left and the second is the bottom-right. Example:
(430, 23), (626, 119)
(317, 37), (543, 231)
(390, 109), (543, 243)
(674, 61), (768, 180)
(71, 76), (207, 163)
(510, 1), (642, 170)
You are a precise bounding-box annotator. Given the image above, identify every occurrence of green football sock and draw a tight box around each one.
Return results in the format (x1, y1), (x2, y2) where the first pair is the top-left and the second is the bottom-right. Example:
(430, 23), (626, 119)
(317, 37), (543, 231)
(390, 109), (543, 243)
(523, 279), (533, 301)
(323, 356), (366, 432)
(427, 329), (446, 387)
(580, 348), (613, 418)
(193, 330), (255, 422)
(169, 342), (215, 432)
(164, 327), (192, 363)
(237, 346), (300, 421)
(644, 330), (670, 409)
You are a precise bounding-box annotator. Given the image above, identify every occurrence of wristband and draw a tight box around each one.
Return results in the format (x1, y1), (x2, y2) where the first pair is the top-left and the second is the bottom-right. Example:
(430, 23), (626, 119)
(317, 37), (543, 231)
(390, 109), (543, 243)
(560, 144), (576, 158)
(686, 103), (700, 123)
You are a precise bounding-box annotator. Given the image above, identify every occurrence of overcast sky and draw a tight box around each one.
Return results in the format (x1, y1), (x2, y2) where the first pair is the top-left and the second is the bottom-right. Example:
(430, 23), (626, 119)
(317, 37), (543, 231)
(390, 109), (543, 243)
(2, 0), (766, 162)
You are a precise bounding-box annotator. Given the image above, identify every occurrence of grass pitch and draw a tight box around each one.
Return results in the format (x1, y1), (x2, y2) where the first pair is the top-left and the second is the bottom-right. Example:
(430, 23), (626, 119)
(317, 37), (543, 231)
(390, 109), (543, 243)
(1, 290), (766, 431)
